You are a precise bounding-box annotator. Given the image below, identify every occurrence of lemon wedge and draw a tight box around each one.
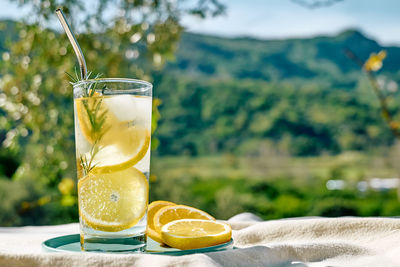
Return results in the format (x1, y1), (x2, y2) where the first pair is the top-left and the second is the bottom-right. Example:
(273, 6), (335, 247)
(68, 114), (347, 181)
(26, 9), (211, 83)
(161, 219), (232, 250)
(78, 167), (148, 232)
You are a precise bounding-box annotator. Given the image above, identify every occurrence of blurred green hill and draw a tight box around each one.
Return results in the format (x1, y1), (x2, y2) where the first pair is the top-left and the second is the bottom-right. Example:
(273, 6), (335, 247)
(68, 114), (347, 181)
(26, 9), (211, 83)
(153, 30), (400, 156)
(1, 21), (400, 157)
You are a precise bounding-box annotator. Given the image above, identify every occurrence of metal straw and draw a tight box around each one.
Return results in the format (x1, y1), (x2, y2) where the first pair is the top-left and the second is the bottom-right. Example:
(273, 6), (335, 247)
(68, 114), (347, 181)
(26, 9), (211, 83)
(56, 8), (87, 80)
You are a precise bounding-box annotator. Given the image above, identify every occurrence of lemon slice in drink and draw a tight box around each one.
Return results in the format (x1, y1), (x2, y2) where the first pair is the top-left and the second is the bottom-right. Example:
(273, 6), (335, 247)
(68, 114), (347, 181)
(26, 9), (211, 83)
(161, 219), (232, 250)
(75, 95), (106, 144)
(78, 167), (148, 232)
(75, 95), (151, 144)
(75, 95), (151, 173)
(87, 126), (150, 174)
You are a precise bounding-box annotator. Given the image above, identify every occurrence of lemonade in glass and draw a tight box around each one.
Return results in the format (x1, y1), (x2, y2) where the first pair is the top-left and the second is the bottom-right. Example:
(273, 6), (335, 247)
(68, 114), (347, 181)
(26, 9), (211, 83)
(73, 78), (152, 252)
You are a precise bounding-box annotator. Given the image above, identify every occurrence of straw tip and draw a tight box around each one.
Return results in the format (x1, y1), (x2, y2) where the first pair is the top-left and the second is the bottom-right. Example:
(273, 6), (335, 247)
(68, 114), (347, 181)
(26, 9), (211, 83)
(56, 8), (62, 13)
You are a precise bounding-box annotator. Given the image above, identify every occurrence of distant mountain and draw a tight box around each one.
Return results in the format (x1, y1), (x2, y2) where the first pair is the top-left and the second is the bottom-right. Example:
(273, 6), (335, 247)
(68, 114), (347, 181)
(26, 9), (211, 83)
(165, 30), (399, 82)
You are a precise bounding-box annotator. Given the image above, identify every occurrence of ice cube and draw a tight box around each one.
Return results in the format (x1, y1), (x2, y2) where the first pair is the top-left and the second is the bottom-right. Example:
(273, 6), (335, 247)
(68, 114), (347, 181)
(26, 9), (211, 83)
(103, 95), (152, 127)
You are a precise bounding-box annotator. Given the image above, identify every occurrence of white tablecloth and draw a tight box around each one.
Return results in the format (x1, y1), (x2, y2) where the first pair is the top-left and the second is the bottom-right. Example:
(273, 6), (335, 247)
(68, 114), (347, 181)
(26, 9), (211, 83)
(1, 214), (400, 266)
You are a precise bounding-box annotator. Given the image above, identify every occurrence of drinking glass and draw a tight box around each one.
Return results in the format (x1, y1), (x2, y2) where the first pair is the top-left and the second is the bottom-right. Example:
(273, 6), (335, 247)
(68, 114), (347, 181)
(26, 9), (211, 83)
(73, 78), (152, 252)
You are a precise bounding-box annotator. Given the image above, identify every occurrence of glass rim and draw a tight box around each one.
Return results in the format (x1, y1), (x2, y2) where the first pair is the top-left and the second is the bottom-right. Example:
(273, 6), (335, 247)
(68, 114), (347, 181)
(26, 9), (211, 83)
(72, 78), (153, 90)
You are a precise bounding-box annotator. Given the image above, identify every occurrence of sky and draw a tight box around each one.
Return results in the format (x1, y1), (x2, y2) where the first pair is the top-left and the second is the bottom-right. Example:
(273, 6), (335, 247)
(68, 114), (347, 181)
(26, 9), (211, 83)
(183, 0), (400, 46)
(1, 0), (399, 46)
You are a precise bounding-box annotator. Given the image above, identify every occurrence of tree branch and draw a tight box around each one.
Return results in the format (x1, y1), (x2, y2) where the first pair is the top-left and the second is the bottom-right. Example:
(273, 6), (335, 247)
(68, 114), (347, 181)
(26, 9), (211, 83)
(344, 48), (400, 138)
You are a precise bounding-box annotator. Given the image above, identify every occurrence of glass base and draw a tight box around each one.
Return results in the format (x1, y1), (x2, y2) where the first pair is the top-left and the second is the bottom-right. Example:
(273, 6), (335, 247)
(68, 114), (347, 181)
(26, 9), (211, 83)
(80, 233), (146, 252)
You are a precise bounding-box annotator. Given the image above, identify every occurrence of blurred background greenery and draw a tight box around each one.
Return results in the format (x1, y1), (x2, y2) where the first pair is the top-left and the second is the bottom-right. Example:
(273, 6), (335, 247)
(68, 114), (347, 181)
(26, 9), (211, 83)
(1, 0), (400, 226)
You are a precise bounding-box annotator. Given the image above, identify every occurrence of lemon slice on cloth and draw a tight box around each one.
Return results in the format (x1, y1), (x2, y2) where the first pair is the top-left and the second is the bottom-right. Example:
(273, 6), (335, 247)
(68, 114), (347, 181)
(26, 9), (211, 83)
(78, 167), (148, 232)
(153, 205), (215, 234)
(146, 201), (176, 243)
(161, 219), (232, 250)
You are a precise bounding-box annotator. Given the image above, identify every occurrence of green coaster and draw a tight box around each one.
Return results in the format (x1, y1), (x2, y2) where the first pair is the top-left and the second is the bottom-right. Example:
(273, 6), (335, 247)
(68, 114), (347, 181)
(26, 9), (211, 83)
(42, 234), (234, 255)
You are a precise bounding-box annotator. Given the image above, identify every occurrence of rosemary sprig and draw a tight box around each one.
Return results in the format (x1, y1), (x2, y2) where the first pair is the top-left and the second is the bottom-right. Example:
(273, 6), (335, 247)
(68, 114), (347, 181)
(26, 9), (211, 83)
(80, 140), (100, 175)
(82, 94), (109, 142)
(67, 71), (110, 176)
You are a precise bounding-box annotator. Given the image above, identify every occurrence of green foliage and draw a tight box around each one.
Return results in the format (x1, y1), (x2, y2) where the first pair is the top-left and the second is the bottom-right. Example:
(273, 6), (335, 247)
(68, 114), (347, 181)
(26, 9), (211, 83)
(311, 198), (359, 217)
(0, 0), (224, 226)
(150, 154), (400, 220)
(154, 76), (395, 156)
(149, 30), (400, 156)
(0, 178), (32, 226)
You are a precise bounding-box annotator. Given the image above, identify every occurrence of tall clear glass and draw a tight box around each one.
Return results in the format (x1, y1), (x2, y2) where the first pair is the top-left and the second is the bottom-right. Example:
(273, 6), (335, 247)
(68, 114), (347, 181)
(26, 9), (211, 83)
(73, 78), (152, 252)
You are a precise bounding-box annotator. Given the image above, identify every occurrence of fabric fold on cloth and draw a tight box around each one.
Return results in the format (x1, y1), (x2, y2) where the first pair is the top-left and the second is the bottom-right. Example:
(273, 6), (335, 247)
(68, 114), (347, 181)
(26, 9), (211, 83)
(1, 215), (400, 266)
